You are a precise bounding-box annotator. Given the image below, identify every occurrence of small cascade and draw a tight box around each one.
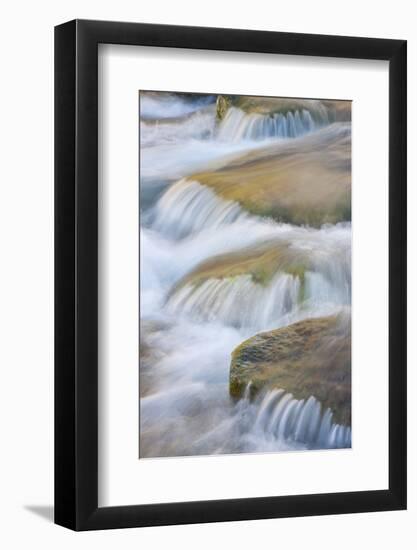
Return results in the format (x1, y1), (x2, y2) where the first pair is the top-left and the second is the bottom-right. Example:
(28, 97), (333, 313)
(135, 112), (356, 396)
(217, 107), (325, 142)
(248, 389), (351, 449)
(304, 270), (351, 307)
(139, 92), (352, 457)
(166, 264), (350, 330)
(151, 179), (249, 239)
(166, 273), (301, 329)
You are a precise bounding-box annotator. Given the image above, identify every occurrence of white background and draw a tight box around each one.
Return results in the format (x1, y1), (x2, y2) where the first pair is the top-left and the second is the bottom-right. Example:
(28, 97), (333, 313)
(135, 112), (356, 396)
(0, 0), (415, 548)
(99, 45), (389, 506)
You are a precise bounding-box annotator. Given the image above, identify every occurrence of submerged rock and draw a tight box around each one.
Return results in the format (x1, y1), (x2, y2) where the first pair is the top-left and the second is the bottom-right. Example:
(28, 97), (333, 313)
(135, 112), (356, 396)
(191, 123), (351, 227)
(229, 313), (351, 425)
(165, 240), (312, 328)
(166, 236), (350, 329)
(175, 240), (311, 289)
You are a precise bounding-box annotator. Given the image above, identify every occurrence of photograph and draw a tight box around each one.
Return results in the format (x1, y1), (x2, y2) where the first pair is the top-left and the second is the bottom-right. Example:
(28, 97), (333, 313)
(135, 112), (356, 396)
(139, 91), (352, 458)
(0, 0), (411, 542)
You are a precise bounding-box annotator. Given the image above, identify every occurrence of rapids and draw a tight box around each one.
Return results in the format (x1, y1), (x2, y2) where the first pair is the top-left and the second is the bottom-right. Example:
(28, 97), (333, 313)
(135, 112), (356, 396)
(139, 93), (351, 457)
(217, 106), (321, 141)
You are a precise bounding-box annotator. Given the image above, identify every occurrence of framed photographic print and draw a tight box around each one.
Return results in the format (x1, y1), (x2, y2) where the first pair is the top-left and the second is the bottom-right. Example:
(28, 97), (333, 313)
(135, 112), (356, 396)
(55, 20), (407, 530)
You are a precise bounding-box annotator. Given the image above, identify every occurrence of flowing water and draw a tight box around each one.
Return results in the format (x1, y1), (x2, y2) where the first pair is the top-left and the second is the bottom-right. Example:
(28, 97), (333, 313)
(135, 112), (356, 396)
(139, 93), (351, 458)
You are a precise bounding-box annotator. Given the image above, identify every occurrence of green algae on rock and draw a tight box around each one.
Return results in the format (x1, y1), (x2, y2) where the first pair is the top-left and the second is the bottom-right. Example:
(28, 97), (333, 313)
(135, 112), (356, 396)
(229, 313), (351, 425)
(173, 240), (310, 291)
(191, 123), (351, 227)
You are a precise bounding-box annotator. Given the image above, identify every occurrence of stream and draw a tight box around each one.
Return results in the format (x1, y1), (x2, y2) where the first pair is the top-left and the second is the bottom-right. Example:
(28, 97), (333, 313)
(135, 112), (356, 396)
(139, 93), (351, 458)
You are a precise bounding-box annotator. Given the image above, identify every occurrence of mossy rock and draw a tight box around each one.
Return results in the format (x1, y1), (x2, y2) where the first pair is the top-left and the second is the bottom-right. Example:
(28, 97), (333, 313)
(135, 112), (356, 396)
(216, 95), (232, 120)
(230, 314), (351, 425)
(191, 123), (351, 227)
(173, 240), (310, 292)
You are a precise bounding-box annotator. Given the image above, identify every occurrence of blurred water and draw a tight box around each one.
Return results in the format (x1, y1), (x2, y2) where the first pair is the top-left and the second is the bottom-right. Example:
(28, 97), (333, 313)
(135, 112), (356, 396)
(139, 93), (351, 457)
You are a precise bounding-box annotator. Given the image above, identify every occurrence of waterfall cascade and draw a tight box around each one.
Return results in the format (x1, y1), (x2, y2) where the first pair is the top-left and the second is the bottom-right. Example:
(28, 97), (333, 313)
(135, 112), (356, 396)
(242, 388), (351, 449)
(150, 174), (350, 327)
(167, 270), (349, 330)
(151, 179), (249, 238)
(217, 106), (325, 141)
(141, 103), (331, 148)
(167, 273), (301, 329)
(154, 177), (350, 328)
(139, 92), (352, 457)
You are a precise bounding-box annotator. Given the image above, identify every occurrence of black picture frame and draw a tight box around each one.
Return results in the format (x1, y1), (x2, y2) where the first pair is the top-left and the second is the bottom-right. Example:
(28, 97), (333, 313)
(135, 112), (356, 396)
(55, 19), (407, 531)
